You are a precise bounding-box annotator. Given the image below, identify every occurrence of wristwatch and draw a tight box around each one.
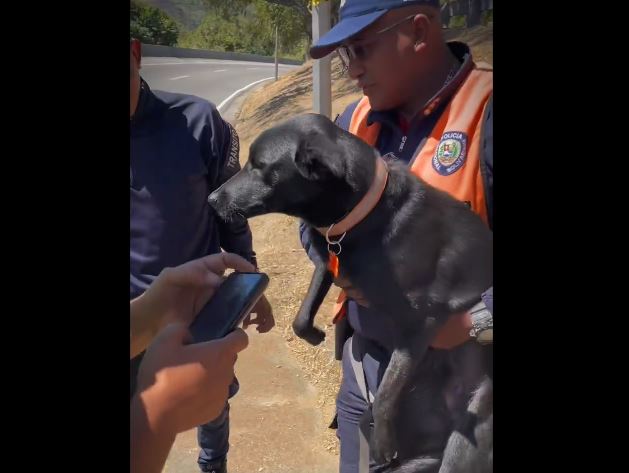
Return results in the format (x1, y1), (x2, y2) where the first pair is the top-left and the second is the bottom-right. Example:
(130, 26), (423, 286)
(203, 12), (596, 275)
(469, 300), (493, 345)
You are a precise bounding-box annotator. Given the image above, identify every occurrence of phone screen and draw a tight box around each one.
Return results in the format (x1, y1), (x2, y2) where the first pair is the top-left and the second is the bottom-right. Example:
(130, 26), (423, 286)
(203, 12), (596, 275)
(188, 272), (269, 343)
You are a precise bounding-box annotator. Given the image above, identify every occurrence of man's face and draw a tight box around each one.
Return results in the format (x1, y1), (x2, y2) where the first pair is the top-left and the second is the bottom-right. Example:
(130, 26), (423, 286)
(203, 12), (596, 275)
(343, 11), (425, 111)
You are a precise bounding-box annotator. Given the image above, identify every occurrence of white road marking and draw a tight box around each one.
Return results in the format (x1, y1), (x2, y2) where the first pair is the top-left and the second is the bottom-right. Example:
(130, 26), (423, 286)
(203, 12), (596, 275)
(218, 77), (274, 112)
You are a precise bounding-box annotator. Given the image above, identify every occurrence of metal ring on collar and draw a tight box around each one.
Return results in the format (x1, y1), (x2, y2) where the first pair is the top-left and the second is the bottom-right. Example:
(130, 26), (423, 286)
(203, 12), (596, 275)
(325, 224), (347, 245)
(328, 242), (342, 256)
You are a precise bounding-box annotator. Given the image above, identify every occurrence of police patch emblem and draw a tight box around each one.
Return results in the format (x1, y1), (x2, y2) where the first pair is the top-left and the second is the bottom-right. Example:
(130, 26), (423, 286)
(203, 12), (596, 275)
(433, 131), (468, 176)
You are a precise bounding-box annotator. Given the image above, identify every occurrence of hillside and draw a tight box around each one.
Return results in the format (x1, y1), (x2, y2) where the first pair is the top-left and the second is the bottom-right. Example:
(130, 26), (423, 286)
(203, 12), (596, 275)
(143, 0), (209, 30)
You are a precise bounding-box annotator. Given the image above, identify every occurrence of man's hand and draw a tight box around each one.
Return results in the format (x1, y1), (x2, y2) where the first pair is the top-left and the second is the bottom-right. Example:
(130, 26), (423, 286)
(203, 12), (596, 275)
(130, 252), (255, 359)
(334, 275), (371, 307)
(243, 294), (275, 333)
(334, 274), (472, 349)
(144, 252), (255, 328)
(134, 322), (249, 436)
(430, 312), (473, 349)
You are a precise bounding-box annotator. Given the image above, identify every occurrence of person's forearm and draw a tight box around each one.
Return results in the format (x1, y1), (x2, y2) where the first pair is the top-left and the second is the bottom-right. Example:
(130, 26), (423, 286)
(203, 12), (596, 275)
(217, 220), (258, 268)
(299, 219), (325, 266)
(131, 394), (176, 473)
(130, 294), (162, 359)
(430, 286), (493, 349)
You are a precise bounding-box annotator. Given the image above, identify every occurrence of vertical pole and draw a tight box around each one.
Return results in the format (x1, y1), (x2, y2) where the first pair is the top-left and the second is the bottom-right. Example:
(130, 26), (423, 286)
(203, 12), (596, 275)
(312, 1), (332, 118)
(275, 24), (279, 81)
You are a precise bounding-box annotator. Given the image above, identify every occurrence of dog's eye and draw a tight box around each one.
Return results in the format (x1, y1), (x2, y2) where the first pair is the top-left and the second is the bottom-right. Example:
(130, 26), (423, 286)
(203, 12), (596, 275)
(269, 170), (280, 186)
(258, 167), (278, 185)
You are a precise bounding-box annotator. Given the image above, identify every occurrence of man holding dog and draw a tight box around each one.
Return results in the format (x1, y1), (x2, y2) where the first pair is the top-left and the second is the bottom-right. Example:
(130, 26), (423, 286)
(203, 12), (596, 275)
(300, 1), (493, 471)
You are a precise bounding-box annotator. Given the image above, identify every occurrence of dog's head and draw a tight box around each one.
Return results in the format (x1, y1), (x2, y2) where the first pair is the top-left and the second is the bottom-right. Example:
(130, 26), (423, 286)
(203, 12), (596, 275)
(208, 113), (378, 227)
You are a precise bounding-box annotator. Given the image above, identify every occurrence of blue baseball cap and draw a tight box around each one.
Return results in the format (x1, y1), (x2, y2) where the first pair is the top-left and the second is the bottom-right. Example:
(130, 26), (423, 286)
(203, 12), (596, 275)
(310, 0), (440, 59)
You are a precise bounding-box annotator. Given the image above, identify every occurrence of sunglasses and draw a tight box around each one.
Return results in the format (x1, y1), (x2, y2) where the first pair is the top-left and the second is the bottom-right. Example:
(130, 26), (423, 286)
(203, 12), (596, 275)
(336, 14), (417, 71)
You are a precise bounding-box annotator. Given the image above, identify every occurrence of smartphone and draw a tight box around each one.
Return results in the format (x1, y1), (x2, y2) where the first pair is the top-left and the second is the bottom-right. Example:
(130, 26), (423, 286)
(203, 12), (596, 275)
(188, 271), (269, 344)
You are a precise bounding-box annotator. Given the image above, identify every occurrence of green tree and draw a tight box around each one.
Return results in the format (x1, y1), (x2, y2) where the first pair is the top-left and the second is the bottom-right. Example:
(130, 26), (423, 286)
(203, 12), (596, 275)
(179, 10), (256, 53)
(264, 0), (343, 37)
(255, 1), (308, 53)
(180, 0), (309, 59)
(130, 0), (179, 46)
(199, 0), (252, 21)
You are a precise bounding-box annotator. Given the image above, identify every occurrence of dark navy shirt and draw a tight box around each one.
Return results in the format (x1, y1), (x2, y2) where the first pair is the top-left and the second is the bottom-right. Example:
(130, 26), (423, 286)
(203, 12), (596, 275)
(300, 42), (493, 349)
(131, 80), (255, 299)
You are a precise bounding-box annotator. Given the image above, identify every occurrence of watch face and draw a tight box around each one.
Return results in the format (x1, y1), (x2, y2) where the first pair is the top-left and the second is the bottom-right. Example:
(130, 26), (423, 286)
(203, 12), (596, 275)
(477, 328), (493, 345)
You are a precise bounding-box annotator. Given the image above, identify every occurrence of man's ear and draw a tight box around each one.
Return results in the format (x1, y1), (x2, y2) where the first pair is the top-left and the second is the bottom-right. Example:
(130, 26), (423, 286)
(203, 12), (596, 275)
(293, 132), (345, 181)
(131, 38), (142, 69)
(411, 13), (430, 52)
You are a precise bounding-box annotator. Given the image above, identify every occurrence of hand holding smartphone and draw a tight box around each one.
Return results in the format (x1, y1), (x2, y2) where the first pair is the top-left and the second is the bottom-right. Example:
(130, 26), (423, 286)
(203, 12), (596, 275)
(188, 271), (269, 344)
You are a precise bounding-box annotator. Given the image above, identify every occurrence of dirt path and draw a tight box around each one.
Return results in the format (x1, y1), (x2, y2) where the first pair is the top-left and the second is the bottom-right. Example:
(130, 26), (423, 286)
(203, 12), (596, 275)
(163, 328), (338, 473)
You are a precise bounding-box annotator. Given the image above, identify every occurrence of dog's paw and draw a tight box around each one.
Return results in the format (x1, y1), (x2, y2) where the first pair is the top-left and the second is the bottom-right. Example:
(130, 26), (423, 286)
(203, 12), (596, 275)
(371, 423), (398, 465)
(292, 322), (326, 346)
(370, 459), (400, 473)
(303, 327), (326, 345)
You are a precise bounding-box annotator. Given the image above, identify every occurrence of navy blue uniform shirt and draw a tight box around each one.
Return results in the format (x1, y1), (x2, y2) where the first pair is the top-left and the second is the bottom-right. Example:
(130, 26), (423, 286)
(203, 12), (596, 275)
(131, 80), (256, 299)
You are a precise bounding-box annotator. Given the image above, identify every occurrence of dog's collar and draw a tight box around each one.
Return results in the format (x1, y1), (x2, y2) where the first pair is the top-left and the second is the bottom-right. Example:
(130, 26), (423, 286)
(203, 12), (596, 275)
(316, 156), (389, 238)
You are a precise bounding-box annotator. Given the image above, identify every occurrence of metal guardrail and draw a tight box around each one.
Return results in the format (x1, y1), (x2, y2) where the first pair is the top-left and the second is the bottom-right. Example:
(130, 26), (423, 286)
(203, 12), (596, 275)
(142, 44), (304, 66)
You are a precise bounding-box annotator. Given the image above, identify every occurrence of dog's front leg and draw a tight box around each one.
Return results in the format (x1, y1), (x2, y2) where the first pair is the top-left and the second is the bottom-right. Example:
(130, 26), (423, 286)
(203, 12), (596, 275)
(292, 263), (333, 345)
(371, 320), (440, 466)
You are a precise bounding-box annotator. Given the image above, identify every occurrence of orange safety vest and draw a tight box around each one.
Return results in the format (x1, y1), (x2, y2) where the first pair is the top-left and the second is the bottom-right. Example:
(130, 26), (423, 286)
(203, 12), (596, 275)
(333, 63), (493, 323)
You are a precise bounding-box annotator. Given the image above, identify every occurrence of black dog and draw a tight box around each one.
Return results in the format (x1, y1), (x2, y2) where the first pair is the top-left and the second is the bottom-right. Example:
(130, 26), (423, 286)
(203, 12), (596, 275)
(208, 113), (492, 472)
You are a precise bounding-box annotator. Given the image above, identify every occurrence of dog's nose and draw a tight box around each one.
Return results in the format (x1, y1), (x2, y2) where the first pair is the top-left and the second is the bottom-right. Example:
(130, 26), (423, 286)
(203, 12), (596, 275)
(207, 192), (219, 209)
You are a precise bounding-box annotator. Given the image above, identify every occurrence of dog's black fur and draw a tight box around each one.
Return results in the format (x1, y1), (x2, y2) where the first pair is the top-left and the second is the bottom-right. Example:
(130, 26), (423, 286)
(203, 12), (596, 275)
(208, 114), (493, 472)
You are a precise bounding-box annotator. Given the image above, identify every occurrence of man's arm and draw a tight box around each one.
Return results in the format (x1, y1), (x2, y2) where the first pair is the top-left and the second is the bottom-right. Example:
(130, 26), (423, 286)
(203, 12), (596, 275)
(131, 398), (175, 473)
(131, 324), (248, 473)
(480, 93), (493, 230)
(299, 219), (326, 266)
(130, 253), (255, 359)
(212, 116), (257, 267)
(130, 295), (162, 359)
(432, 95), (493, 349)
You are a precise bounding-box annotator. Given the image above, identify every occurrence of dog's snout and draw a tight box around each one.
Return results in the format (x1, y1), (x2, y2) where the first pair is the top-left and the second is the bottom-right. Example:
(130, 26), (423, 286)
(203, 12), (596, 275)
(208, 188), (236, 221)
(207, 190), (229, 217)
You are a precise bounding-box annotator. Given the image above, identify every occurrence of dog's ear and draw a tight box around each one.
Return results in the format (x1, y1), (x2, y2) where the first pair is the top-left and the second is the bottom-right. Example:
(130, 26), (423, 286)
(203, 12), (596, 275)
(294, 132), (345, 181)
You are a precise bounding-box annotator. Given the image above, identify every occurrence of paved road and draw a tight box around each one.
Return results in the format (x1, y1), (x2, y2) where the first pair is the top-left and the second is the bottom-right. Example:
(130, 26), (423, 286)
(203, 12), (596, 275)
(141, 57), (298, 121)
